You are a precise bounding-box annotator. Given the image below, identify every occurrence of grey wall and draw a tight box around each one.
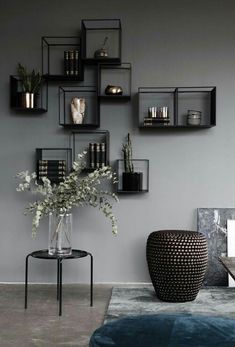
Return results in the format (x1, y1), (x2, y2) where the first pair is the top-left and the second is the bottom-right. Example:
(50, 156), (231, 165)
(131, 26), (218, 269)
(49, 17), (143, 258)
(1, 0), (235, 283)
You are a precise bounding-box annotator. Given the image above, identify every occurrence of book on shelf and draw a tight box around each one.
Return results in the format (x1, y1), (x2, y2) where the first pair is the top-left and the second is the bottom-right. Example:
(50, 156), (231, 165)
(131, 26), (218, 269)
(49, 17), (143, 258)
(95, 143), (100, 168)
(69, 50), (74, 75)
(64, 51), (69, 75)
(144, 117), (170, 122)
(100, 143), (106, 168)
(38, 160), (66, 170)
(38, 169), (66, 175)
(38, 160), (66, 165)
(74, 50), (79, 75)
(143, 123), (170, 127)
(89, 142), (106, 169)
(38, 165), (66, 171)
(38, 166), (66, 171)
(64, 50), (79, 76)
(143, 117), (170, 126)
(37, 160), (67, 180)
(89, 143), (95, 169)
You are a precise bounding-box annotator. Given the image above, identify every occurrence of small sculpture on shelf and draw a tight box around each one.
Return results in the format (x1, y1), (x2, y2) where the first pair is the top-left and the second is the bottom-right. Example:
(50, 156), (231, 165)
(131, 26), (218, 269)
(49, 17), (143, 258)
(105, 85), (123, 95)
(71, 97), (86, 124)
(94, 36), (109, 59)
(122, 133), (142, 191)
(17, 63), (42, 109)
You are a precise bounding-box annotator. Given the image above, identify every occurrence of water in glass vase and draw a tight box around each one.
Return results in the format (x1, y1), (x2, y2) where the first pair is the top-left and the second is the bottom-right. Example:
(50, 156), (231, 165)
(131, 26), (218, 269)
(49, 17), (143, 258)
(48, 212), (72, 255)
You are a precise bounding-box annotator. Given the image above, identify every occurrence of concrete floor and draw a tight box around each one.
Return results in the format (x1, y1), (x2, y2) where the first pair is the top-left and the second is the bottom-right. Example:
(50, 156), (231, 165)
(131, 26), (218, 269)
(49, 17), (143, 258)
(0, 284), (112, 347)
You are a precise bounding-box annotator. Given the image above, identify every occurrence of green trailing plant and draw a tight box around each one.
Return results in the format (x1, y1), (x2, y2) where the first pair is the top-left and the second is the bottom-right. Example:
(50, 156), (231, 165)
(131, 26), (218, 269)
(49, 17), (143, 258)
(17, 63), (42, 94)
(122, 133), (134, 173)
(16, 152), (118, 237)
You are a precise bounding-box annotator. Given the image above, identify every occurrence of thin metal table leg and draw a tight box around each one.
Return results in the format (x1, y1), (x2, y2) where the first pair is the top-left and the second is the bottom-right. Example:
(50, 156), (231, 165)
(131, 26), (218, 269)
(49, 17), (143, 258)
(24, 254), (30, 309)
(59, 259), (63, 316)
(88, 253), (93, 307)
(57, 259), (60, 301)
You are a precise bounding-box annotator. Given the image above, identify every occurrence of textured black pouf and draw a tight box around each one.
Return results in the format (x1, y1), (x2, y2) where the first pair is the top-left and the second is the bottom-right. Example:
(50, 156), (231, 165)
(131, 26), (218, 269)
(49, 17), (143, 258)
(146, 230), (208, 302)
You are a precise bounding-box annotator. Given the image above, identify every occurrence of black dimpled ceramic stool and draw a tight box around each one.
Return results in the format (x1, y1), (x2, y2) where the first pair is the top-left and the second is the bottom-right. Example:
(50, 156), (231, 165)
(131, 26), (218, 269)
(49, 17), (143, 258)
(146, 230), (208, 302)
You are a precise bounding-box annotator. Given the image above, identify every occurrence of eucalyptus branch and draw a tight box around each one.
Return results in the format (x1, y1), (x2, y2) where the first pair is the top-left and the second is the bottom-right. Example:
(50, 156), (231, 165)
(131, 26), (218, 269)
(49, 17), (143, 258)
(16, 151), (118, 236)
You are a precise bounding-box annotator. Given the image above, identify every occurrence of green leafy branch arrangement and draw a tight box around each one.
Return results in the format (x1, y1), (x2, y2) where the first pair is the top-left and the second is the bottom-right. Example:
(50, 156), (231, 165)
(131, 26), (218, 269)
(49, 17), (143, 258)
(16, 152), (118, 237)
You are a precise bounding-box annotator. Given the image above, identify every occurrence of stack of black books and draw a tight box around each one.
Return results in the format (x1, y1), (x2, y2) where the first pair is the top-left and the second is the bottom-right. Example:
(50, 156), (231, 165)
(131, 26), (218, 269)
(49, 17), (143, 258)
(37, 160), (66, 183)
(144, 106), (170, 126)
(144, 116), (170, 126)
(89, 143), (106, 169)
(64, 50), (79, 76)
(143, 116), (170, 126)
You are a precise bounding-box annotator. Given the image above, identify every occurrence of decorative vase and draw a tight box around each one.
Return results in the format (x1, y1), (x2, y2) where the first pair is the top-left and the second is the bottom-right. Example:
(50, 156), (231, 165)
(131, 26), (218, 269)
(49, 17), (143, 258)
(94, 36), (109, 59)
(105, 85), (123, 95)
(48, 212), (72, 256)
(122, 172), (143, 191)
(20, 92), (37, 109)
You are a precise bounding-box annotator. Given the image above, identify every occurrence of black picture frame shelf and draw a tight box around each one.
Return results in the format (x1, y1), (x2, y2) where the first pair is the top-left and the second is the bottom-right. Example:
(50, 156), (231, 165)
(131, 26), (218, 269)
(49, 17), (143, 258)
(10, 76), (48, 113)
(98, 63), (131, 100)
(42, 36), (84, 81)
(116, 159), (149, 194)
(81, 19), (122, 64)
(36, 148), (72, 184)
(138, 87), (216, 129)
(70, 130), (109, 171)
(59, 85), (99, 128)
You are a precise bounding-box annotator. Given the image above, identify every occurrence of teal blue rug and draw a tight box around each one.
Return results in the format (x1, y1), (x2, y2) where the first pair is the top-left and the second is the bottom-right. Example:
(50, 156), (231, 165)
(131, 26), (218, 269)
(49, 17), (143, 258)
(106, 285), (235, 322)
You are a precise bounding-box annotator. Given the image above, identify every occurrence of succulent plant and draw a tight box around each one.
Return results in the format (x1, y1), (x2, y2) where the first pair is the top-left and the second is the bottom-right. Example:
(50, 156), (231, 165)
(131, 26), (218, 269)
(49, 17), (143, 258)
(17, 63), (42, 94)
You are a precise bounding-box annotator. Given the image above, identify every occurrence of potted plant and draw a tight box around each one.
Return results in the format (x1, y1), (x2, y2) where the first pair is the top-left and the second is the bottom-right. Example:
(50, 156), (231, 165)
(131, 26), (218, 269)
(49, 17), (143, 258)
(16, 152), (118, 255)
(122, 133), (143, 191)
(17, 63), (42, 108)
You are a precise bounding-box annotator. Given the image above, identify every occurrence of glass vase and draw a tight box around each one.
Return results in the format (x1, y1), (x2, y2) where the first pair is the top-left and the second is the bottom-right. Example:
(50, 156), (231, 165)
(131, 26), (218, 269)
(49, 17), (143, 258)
(48, 212), (72, 256)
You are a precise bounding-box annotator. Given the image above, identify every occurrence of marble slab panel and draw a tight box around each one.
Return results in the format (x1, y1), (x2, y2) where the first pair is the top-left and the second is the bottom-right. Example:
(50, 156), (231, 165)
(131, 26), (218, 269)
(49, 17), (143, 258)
(197, 208), (235, 286)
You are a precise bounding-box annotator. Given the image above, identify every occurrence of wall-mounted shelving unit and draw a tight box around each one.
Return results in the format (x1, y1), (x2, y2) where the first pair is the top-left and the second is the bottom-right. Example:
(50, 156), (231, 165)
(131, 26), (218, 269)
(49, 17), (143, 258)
(42, 36), (84, 81)
(138, 87), (216, 129)
(116, 159), (149, 194)
(10, 18), (218, 198)
(81, 19), (122, 64)
(59, 86), (99, 128)
(36, 148), (72, 184)
(98, 63), (131, 100)
(10, 76), (48, 113)
(70, 130), (109, 171)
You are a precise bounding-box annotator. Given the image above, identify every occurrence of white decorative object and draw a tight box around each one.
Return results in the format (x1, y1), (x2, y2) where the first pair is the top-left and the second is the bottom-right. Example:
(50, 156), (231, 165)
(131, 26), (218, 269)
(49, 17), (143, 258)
(71, 97), (86, 124)
(227, 219), (235, 287)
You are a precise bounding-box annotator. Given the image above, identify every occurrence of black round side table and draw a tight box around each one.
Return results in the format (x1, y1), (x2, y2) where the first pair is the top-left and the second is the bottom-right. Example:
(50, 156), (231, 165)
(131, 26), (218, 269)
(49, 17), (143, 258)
(25, 249), (93, 316)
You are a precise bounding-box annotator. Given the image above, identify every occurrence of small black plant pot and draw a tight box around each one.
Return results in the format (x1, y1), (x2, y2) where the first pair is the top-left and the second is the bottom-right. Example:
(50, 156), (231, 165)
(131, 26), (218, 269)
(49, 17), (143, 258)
(122, 172), (143, 191)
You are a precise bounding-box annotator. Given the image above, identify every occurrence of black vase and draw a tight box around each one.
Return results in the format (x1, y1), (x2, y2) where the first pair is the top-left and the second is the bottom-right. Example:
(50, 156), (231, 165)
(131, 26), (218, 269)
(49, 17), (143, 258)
(122, 172), (143, 191)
